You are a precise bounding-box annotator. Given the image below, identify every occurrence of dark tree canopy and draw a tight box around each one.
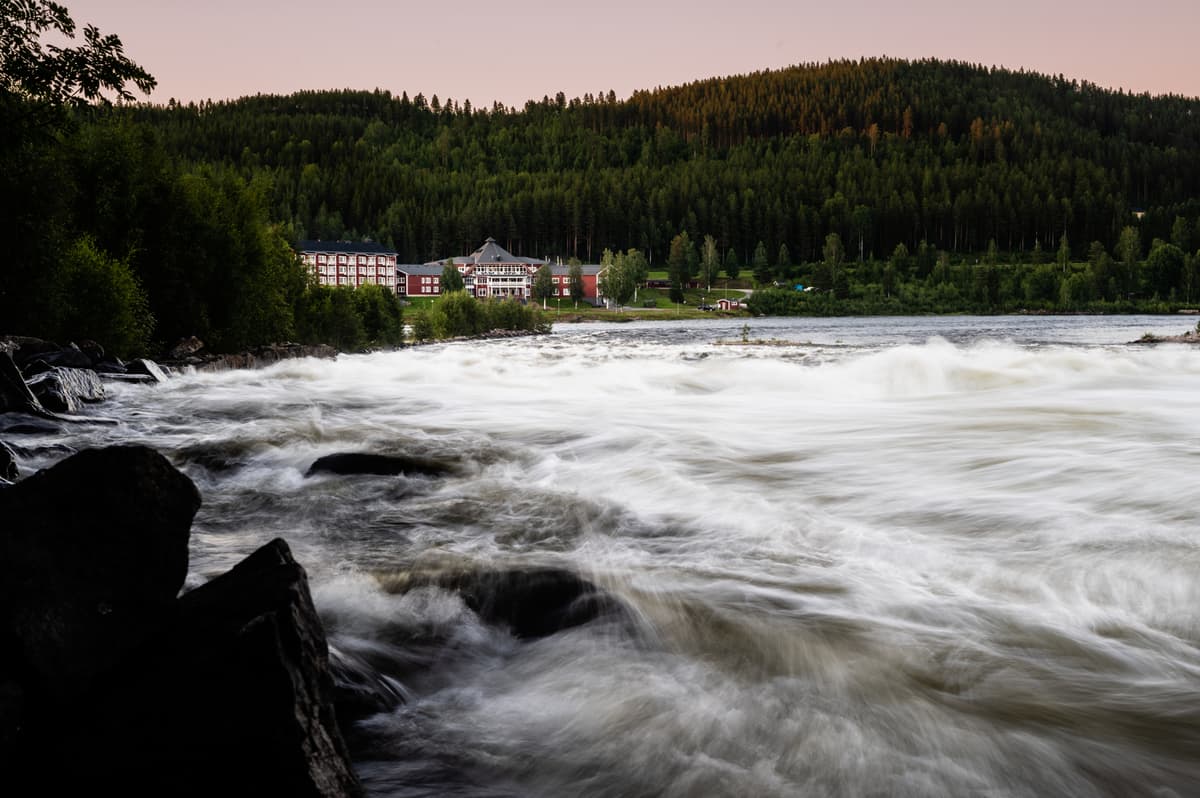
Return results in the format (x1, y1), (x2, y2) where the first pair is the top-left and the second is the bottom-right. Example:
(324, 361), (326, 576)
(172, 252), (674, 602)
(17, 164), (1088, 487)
(1, 0), (155, 108)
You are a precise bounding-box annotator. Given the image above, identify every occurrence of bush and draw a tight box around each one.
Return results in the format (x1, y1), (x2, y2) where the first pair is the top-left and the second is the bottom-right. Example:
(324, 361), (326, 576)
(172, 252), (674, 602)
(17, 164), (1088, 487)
(50, 237), (153, 357)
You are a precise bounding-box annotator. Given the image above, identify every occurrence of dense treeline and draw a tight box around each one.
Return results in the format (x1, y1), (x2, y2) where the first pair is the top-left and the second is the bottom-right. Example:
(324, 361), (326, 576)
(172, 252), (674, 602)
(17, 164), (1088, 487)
(124, 58), (1200, 271)
(1, 1), (404, 356)
(7, 7), (1200, 349)
(0, 111), (404, 354)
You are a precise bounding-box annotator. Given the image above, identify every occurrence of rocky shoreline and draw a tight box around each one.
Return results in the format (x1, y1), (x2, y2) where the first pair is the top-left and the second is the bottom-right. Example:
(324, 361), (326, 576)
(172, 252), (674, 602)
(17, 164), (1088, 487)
(1134, 328), (1200, 343)
(0, 446), (361, 796)
(0, 336), (630, 796)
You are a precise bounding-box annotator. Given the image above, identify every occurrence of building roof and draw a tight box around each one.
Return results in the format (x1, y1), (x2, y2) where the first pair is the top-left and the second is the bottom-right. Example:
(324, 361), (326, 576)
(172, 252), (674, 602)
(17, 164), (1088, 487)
(296, 240), (396, 255)
(397, 264), (445, 276)
(426, 236), (548, 267)
(551, 264), (603, 276)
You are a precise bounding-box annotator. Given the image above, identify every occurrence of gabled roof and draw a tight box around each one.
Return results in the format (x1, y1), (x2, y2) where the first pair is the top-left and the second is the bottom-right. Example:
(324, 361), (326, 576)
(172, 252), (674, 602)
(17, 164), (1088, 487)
(297, 240), (396, 255)
(397, 264), (445, 276)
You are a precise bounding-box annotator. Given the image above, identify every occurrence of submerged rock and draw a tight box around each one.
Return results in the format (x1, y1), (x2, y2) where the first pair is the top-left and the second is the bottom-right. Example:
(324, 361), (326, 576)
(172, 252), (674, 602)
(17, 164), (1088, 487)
(307, 452), (456, 478)
(386, 566), (628, 640)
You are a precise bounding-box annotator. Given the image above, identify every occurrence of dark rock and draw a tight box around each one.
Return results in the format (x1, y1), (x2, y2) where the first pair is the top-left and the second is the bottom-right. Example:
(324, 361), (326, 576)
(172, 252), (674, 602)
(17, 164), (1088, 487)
(36, 344), (92, 370)
(0, 353), (47, 417)
(389, 566), (626, 640)
(0, 417), (62, 435)
(0, 449), (359, 796)
(77, 340), (105, 366)
(168, 336), (205, 360)
(0, 445), (199, 699)
(123, 538), (359, 797)
(306, 452), (455, 478)
(125, 358), (169, 383)
(94, 357), (127, 374)
(19, 358), (52, 378)
(100, 372), (156, 384)
(181, 343), (338, 372)
(11, 340), (61, 369)
(0, 441), (16, 482)
(24, 366), (105, 413)
(328, 644), (408, 728)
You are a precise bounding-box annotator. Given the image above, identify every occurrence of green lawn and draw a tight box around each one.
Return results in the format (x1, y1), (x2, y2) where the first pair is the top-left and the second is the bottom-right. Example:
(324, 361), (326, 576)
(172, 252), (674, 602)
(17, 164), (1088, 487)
(403, 287), (753, 321)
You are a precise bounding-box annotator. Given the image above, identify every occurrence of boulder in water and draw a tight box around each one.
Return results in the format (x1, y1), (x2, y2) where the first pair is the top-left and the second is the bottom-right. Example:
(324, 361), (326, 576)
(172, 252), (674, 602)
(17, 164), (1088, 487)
(0, 445), (200, 697)
(306, 452), (455, 478)
(125, 358), (169, 383)
(0, 441), (16, 482)
(20, 340), (91, 369)
(24, 366), (105, 413)
(0, 449), (360, 797)
(390, 566), (627, 640)
(168, 336), (206, 360)
(96, 537), (360, 798)
(0, 353), (46, 417)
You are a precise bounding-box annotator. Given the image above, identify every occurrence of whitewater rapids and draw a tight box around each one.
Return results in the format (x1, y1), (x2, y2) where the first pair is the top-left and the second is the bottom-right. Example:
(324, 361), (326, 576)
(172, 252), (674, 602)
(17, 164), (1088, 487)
(19, 315), (1200, 797)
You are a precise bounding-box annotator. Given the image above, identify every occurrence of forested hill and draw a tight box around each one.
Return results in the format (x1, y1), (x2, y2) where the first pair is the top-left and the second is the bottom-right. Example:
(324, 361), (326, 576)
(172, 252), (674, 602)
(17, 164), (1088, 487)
(125, 58), (1200, 265)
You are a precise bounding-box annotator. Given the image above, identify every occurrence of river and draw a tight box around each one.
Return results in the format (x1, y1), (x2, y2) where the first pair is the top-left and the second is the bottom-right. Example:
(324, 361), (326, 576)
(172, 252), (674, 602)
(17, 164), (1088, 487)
(18, 315), (1200, 796)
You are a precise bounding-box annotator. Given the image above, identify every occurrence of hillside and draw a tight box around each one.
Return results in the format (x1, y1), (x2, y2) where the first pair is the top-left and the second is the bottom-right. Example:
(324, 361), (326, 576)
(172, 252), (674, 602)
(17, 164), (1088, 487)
(124, 58), (1200, 264)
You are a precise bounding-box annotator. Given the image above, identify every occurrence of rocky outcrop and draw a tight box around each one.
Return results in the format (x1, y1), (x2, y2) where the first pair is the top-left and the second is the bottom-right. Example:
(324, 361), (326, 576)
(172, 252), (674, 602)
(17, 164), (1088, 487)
(0, 353), (49, 418)
(125, 357), (170, 383)
(23, 364), (106, 413)
(307, 452), (456, 478)
(0, 447), (199, 696)
(0, 441), (16, 482)
(1134, 329), (1200, 344)
(162, 341), (338, 372)
(0, 446), (360, 797)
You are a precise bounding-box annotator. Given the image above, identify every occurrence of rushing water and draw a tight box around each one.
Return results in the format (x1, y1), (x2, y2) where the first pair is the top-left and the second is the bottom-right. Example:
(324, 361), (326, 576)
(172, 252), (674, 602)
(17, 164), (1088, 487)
(14, 315), (1200, 796)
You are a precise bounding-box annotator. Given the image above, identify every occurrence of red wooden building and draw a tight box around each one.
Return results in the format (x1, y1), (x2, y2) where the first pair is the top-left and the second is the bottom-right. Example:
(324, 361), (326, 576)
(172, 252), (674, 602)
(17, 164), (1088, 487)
(398, 238), (602, 302)
(297, 241), (398, 291)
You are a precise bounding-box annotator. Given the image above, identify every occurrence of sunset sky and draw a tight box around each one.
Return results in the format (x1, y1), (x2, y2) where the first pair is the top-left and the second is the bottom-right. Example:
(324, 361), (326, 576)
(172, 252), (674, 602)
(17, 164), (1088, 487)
(66, 0), (1200, 107)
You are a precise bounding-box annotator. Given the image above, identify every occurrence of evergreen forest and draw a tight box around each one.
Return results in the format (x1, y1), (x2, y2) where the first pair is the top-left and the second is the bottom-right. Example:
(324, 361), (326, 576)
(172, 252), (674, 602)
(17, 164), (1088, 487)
(5, 0), (1200, 355)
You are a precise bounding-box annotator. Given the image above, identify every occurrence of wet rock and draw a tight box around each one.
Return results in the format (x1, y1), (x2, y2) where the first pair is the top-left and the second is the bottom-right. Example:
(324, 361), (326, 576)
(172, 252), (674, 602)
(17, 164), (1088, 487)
(189, 343), (338, 372)
(76, 340), (105, 366)
(0, 446), (199, 698)
(128, 538), (360, 797)
(0, 441), (16, 482)
(0, 353), (47, 417)
(0, 417), (62, 435)
(168, 336), (206, 360)
(328, 644), (408, 728)
(392, 567), (627, 639)
(306, 452), (455, 478)
(95, 356), (127, 374)
(34, 343), (92, 370)
(24, 366), (105, 413)
(126, 358), (169, 383)
(10, 339), (61, 369)
(0, 450), (359, 797)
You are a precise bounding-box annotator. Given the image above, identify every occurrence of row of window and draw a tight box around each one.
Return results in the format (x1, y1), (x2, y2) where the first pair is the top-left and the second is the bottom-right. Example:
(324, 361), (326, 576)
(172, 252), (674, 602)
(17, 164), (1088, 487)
(310, 254), (395, 266)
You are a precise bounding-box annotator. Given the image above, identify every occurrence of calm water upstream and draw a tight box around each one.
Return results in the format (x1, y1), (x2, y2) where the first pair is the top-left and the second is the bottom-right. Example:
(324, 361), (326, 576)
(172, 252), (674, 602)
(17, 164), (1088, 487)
(16, 315), (1200, 796)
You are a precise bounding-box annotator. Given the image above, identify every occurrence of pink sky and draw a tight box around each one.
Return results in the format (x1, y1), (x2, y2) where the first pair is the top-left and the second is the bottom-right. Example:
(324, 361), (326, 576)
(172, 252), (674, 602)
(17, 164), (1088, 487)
(67, 0), (1200, 106)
